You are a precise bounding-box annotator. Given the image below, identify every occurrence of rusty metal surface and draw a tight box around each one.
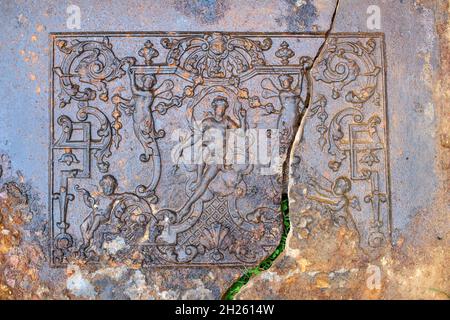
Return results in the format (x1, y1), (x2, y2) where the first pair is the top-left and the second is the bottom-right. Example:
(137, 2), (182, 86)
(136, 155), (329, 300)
(0, 0), (448, 300)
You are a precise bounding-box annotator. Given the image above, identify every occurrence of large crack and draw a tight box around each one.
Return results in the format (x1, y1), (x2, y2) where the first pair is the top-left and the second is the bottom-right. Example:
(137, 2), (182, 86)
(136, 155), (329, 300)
(222, 0), (341, 300)
(282, 0), (341, 192)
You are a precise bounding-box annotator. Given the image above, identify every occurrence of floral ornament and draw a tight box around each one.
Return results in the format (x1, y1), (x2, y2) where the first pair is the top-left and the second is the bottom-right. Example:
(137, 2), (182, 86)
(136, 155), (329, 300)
(360, 149), (380, 166)
(275, 41), (295, 65)
(58, 149), (80, 166)
(199, 223), (232, 261)
(308, 95), (329, 150)
(138, 40), (159, 65)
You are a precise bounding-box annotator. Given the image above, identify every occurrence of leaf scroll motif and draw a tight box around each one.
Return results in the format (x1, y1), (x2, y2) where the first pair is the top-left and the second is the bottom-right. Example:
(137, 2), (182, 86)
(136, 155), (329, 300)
(312, 38), (381, 105)
(161, 33), (272, 79)
(308, 95), (329, 150)
(327, 108), (364, 172)
(54, 37), (127, 108)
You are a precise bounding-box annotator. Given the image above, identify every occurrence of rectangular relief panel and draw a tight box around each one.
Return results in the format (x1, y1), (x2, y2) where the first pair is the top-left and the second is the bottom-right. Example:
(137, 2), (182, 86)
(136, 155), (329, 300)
(49, 32), (390, 266)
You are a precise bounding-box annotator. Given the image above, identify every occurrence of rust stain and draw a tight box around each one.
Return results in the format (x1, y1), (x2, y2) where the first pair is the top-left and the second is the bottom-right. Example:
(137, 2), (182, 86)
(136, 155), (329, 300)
(0, 181), (50, 299)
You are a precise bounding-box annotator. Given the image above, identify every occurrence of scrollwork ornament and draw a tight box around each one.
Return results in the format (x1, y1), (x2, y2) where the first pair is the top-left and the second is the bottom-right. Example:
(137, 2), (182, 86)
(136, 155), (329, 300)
(313, 38), (381, 105)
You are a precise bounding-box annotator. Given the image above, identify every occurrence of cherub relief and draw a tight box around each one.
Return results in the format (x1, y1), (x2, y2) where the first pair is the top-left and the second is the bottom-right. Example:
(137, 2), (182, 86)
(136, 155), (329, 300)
(306, 176), (361, 232)
(75, 174), (153, 255)
(75, 175), (120, 253)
